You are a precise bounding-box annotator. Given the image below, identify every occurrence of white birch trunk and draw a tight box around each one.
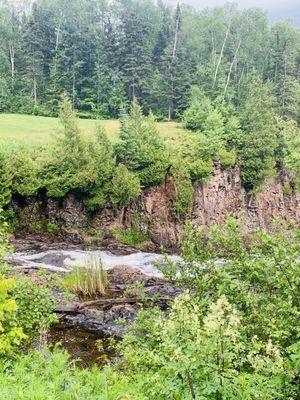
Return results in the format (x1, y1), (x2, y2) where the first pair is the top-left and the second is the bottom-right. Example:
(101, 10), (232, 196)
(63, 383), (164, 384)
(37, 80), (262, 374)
(212, 19), (231, 90)
(224, 39), (241, 97)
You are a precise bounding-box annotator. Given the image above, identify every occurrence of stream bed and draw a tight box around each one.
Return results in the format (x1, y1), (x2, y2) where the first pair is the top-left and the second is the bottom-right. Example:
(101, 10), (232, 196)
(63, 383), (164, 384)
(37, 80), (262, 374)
(49, 325), (117, 368)
(10, 246), (182, 366)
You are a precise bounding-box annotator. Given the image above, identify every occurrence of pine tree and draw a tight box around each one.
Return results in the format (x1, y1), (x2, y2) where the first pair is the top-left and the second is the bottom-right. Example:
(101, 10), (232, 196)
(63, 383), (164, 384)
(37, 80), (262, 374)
(20, 2), (51, 109)
(268, 21), (300, 123)
(203, 108), (225, 155)
(84, 126), (117, 211)
(116, 98), (169, 187)
(110, 164), (141, 209)
(280, 119), (300, 188)
(239, 78), (278, 191)
(43, 95), (89, 197)
(117, 0), (157, 111)
(156, 4), (192, 119)
(183, 87), (213, 131)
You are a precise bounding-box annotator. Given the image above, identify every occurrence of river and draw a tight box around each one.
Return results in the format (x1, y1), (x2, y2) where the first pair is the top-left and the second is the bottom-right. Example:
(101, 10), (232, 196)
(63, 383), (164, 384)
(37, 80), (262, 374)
(9, 247), (182, 366)
(11, 248), (181, 277)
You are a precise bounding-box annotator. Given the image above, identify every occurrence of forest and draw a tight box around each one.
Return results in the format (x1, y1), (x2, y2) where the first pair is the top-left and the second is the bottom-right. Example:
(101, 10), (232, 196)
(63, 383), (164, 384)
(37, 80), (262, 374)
(0, 0), (300, 399)
(0, 0), (300, 121)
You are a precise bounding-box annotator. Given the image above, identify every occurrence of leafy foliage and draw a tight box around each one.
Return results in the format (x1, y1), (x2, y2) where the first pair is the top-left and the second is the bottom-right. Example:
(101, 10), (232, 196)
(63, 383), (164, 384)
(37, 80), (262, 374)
(0, 275), (27, 357)
(11, 277), (57, 339)
(183, 87), (212, 131)
(161, 217), (300, 352)
(0, 348), (144, 400)
(182, 90), (241, 173)
(218, 147), (236, 170)
(176, 134), (213, 183)
(0, 212), (27, 357)
(281, 118), (300, 189)
(118, 294), (292, 399)
(11, 147), (41, 197)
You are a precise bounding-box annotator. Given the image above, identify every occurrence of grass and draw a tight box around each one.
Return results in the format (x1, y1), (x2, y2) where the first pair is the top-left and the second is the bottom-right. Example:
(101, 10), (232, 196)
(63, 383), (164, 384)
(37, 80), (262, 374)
(0, 113), (191, 147)
(64, 252), (108, 299)
(0, 113), (120, 145)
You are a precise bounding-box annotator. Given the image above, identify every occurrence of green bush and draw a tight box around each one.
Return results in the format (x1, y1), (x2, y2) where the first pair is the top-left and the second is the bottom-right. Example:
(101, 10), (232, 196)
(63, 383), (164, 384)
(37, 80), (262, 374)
(10, 147), (42, 197)
(84, 126), (116, 211)
(218, 147), (236, 170)
(280, 118), (300, 189)
(161, 217), (300, 350)
(84, 188), (108, 211)
(171, 162), (194, 218)
(118, 294), (294, 399)
(178, 134), (213, 182)
(0, 148), (12, 208)
(203, 108), (225, 154)
(0, 275), (27, 357)
(46, 222), (58, 235)
(238, 78), (278, 191)
(112, 226), (148, 247)
(11, 277), (57, 339)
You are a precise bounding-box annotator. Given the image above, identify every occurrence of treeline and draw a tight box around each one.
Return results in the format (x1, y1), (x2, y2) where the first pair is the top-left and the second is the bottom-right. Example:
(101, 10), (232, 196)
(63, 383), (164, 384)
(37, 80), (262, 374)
(1, 91), (300, 219)
(0, 0), (299, 120)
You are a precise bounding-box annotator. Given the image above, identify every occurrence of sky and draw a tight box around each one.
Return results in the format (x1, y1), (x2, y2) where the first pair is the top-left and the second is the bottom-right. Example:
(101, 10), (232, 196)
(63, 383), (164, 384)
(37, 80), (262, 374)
(8, 0), (300, 25)
(168, 0), (300, 25)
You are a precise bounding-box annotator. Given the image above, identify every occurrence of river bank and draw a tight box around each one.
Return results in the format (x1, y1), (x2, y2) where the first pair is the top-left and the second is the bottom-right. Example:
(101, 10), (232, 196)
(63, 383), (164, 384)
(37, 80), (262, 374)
(6, 238), (182, 366)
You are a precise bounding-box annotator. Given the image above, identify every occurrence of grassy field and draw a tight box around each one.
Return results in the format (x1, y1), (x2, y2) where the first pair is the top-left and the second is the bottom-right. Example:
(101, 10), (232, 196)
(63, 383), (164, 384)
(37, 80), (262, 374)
(0, 113), (190, 147)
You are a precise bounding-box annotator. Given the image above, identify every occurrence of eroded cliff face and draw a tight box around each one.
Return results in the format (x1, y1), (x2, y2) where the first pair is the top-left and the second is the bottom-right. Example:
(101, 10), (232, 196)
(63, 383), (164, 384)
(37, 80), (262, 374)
(12, 166), (300, 248)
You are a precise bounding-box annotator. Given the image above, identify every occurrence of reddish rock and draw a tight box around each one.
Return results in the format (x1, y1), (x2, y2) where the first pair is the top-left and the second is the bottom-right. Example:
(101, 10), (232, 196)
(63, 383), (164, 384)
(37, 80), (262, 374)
(12, 167), (300, 249)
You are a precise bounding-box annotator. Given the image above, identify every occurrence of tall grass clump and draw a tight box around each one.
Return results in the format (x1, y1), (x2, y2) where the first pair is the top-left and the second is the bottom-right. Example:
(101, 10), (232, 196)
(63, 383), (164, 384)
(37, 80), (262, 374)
(65, 252), (108, 298)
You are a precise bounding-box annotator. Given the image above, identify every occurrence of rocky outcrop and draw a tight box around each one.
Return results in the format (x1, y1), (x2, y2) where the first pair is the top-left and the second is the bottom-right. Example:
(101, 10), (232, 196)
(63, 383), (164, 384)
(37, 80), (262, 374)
(12, 166), (300, 248)
(56, 265), (181, 336)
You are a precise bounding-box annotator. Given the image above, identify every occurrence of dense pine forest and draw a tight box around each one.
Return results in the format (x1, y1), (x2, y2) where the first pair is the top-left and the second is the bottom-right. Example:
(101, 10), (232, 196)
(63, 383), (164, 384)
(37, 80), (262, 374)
(0, 0), (300, 121)
(0, 1), (300, 399)
(0, 0), (300, 213)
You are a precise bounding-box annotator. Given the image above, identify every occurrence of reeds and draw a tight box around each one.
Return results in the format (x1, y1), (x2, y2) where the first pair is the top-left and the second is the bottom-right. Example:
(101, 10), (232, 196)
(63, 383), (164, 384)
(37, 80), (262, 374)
(65, 252), (108, 298)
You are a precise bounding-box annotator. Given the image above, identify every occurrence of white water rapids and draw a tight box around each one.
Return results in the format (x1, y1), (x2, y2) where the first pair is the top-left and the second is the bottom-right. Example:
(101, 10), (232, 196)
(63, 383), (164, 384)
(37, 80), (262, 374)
(9, 249), (182, 277)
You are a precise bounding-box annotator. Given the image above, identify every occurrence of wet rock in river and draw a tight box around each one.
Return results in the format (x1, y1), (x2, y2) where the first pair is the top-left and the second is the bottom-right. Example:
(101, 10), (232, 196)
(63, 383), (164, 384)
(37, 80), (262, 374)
(57, 265), (181, 336)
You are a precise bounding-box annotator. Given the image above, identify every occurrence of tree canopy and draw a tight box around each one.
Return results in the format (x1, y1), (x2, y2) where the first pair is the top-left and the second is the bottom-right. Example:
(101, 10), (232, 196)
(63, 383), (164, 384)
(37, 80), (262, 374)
(0, 0), (299, 121)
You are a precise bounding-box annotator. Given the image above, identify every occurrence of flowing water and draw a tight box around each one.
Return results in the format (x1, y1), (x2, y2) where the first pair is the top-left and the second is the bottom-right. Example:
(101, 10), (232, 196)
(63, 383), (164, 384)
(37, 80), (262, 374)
(10, 247), (181, 366)
(11, 248), (182, 276)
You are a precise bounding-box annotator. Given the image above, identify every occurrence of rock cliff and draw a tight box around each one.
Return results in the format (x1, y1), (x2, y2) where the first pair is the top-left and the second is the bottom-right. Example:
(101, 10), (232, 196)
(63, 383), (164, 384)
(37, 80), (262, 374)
(12, 166), (300, 248)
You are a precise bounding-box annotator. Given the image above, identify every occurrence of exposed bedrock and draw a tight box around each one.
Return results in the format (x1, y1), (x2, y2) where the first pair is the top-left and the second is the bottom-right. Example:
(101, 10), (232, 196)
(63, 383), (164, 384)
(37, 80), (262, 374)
(11, 166), (300, 248)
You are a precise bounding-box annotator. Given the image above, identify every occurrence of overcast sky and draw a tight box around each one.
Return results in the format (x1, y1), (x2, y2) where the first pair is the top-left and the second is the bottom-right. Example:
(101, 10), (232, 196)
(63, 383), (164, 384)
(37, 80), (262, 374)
(167, 0), (300, 24)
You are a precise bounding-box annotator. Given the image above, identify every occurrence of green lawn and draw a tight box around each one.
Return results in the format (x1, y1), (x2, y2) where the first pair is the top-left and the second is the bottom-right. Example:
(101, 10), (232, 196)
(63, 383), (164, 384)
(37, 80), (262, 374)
(0, 113), (190, 147)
